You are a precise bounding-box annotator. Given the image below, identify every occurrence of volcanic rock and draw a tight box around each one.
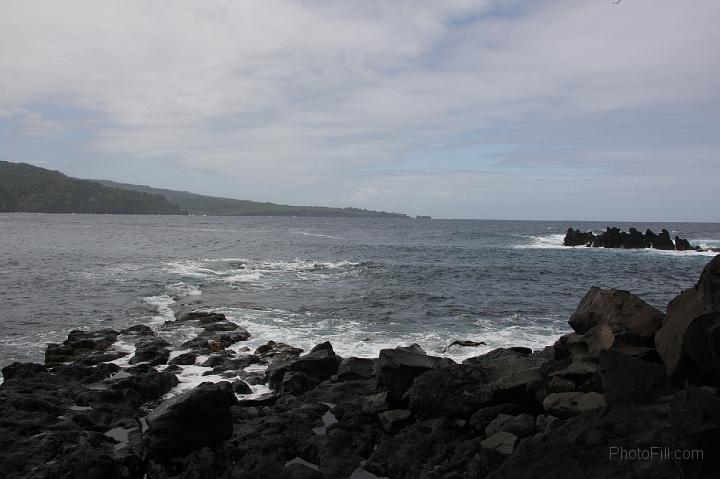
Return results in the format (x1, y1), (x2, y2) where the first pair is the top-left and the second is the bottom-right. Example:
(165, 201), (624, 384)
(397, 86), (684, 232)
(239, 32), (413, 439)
(145, 381), (237, 458)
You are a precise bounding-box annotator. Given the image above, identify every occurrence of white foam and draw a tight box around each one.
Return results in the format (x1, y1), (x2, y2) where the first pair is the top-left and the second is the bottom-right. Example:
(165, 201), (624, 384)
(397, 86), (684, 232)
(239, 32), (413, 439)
(143, 295), (176, 324)
(299, 231), (342, 240)
(222, 272), (263, 284)
(167, 281), (202, 298)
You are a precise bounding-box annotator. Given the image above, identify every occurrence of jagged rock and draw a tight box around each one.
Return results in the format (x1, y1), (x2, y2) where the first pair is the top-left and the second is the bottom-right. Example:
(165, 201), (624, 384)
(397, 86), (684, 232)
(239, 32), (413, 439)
(599, 349), (674, 405)
(201, 320), (242, 332)
(176, 311), (227, 323)
(563, 228), (595, 247)
(361, 392), (389, 414)
(442, 340), (486, 352)
(409, 352), (545, 419)
(129, 338), (171, 366)
(378, 409), (412, 434)
(648, 229), (675, 250)
(481, 431), (518, 457)
(462, 347), (532, 365)
(181, 328), (250, 353)
(45, 329), (120, 365)
(266, 342), (341, 393)
(469, 403), (528, 432)
(376, 345), (443, 407)
(1, 362), (47, 381)
(282, 371), (320, 395)
(232, 379), (252, 394)
(169, 352), (197, 366)
(120, 324), (155, 336)
(485, 413), (536, 438)
(336, 357), (376, 381)
(145, 381), (237, 458)
(569, 287), (664, 345)
(542, 392), (607, 419)
(656, 255), (720, 386)
(254, 340), (304, 364)
(676, 236), (692, 251)
(547, 376), (575, 393)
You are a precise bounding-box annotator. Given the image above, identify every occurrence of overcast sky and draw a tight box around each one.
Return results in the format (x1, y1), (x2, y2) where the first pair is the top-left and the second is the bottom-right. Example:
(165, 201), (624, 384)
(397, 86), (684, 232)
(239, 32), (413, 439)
(1, 0), (718, 221)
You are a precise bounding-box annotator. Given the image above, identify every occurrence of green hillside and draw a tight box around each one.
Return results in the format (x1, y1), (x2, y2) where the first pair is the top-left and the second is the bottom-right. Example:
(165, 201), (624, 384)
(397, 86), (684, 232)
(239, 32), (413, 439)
(0, 161), (185, 214)
(98, 180), (408, 218)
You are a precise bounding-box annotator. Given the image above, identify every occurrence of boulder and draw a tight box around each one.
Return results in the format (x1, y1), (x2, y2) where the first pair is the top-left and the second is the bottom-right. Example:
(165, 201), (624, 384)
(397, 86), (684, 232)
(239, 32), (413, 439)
(469, 403), (528, 432)
(361, 392), (389, 414)
(409, 353), (545, 419)
(599, 349), (674, 405)
(485, 413), (536, 438)
(336, 357), (376, 381)
(120, 325), (155, 336)
(542, 392), (607, 419)
(376, 346), (442, 407)
(569, 287), (664, 345)
(145, 381), (237, 457)
(177, 311), (227, 323)
(253, 340), (303, 364)
(655, 255), (720, 386)
(480, 431), (518, 457)
(232, 379), (253, 394)
(129, 338), (171, 366)
(378, 409), (412, 434)
(266, 342), (341, 392)
(169, 352), (197, 366)
(45, 329), (120, 365)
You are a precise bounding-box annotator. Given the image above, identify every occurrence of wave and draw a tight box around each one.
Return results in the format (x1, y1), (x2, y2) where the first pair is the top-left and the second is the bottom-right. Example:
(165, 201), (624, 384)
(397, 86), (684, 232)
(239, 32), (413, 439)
(143, 295), (176, 324)
(299, 231), (342, 240)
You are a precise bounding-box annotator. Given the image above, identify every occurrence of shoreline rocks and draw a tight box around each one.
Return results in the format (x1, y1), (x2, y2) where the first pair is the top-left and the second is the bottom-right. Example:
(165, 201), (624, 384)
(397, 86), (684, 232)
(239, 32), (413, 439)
(1, 255), (719, 478)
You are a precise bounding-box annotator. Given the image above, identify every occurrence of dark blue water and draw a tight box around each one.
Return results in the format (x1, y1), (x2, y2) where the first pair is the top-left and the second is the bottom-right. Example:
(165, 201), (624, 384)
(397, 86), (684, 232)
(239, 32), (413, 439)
(1, 214), (718, 371)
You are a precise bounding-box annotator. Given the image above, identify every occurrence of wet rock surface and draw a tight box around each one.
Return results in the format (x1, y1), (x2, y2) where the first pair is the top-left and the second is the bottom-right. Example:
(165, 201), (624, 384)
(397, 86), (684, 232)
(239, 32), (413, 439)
(2, 257), (720, 478)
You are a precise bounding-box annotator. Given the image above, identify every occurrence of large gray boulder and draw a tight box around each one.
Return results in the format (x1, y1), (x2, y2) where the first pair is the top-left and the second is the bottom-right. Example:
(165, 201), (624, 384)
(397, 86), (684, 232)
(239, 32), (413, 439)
(569, 287), (664, 345)
(655, 255), (720, 386)
(145, 381), (237, 457)
(409, 351), (545, 418)
(376, 345), (444, 407)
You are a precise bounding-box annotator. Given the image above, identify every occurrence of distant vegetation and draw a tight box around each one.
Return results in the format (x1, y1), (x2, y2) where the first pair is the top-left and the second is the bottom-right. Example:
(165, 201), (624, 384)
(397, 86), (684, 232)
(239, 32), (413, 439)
(0, 161), (408, 217)
(98, 180), (409, 218)
(0, 161), (185, 214)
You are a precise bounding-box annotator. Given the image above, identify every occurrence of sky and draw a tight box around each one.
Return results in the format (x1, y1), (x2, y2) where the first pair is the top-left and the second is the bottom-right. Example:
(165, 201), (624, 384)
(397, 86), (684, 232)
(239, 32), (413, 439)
(1, 0), (718, 221)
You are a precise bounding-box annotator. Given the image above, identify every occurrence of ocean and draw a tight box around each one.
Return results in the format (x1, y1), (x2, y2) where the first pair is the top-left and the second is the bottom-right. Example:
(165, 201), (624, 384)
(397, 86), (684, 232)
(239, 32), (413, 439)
(1, 214), (719, 377)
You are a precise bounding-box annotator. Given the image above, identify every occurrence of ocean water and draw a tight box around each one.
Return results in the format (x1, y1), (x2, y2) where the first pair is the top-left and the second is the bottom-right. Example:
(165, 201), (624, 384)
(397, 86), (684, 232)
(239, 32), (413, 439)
(1, 214), (719, 374)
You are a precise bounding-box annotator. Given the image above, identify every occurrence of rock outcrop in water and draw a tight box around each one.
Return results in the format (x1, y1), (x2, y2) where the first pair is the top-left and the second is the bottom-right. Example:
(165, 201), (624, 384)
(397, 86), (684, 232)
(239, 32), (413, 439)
(563, 227), (719, 252)
(2, 256), (720, 478)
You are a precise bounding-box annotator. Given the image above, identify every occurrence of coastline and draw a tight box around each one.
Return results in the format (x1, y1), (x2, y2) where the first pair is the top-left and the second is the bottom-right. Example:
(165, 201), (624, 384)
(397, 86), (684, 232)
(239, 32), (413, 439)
(1, 256), (719, 478)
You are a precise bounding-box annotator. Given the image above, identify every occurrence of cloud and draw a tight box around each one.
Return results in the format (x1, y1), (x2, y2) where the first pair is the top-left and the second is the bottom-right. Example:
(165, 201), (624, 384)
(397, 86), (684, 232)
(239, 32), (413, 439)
(0, 0), (718, 219)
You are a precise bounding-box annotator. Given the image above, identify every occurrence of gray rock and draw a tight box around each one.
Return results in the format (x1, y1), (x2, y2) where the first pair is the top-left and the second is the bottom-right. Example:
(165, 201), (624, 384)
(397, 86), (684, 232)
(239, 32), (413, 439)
(569, 287), (664, 345)
(379, 409), (412, 434)
(542, 392), (607, 419)
(656, 255), (720, 386)
(480, 431), (518, 457)
(145, 381), (237, 458)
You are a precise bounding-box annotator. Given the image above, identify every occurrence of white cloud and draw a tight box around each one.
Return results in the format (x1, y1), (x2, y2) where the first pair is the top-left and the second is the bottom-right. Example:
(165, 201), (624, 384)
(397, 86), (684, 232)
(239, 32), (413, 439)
(0, 0), (718, 219)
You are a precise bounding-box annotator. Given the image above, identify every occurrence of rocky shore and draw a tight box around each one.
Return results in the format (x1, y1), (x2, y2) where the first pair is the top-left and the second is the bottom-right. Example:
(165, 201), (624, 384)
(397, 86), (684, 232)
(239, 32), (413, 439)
(2, 257), (720, 478)
(564, 226), (719, 252)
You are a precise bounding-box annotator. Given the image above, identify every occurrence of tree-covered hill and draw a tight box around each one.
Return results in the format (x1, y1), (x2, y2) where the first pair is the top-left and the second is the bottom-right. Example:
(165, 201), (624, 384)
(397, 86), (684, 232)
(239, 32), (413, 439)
(98, 180), (409, 218)
(0, 161), (186, 214)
